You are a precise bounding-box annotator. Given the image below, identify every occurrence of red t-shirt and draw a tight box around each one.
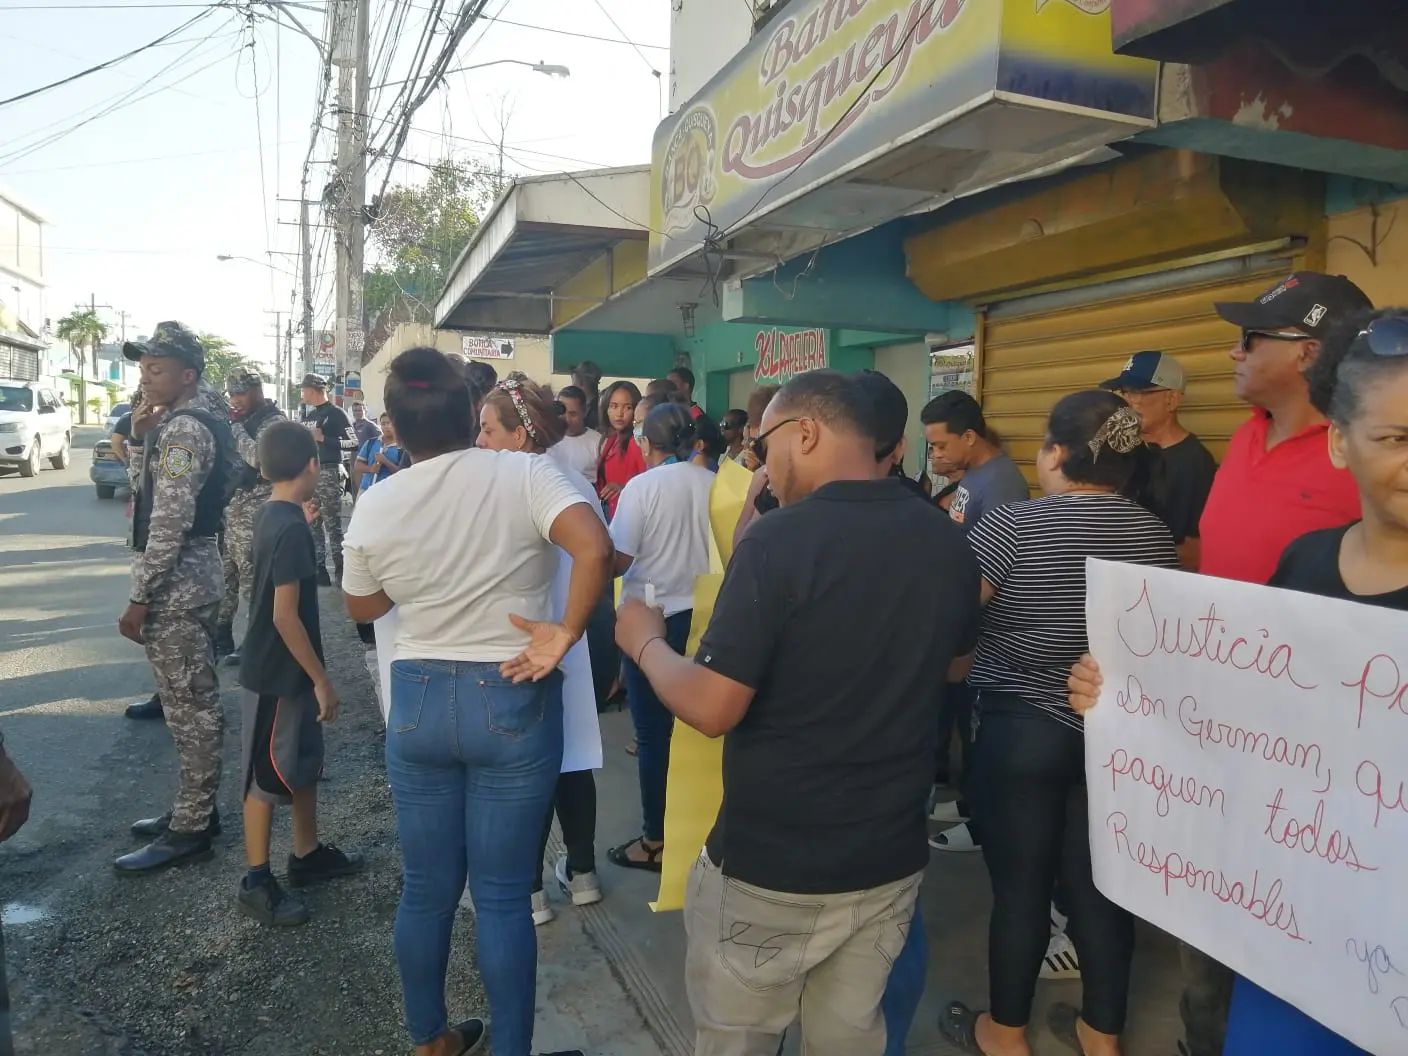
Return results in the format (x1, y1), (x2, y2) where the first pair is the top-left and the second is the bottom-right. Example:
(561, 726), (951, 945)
(597, 434), (646, 519)
(1198, 409), (1361, 585)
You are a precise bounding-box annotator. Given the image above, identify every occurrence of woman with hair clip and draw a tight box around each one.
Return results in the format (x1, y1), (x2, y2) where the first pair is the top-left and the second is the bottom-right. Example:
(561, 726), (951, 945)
(340, 348), (612, 1056)
(478, 374), (607, 925)
(607, 402), (714, 872)
(1070, 310), (1408, 1056)
(595, 380), (644, 520)
(939, 390), (1178, 1056)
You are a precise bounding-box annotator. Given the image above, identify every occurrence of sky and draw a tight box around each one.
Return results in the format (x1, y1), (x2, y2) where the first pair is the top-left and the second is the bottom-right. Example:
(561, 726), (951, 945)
(0, 0), (671, 370)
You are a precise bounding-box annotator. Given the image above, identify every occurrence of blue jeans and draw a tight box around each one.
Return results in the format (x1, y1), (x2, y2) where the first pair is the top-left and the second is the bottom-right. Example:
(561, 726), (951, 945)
(622, 610), (693, 843)
(386, 659), (564, 1055)
(882, 898), (928, 1056)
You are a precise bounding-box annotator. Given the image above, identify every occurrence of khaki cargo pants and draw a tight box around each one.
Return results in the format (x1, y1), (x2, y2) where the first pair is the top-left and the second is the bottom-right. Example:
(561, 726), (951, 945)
(683, 850), (920, 1056)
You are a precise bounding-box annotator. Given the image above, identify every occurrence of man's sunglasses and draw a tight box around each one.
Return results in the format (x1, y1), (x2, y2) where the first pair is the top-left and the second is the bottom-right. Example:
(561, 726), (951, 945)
(1239, 329), (1308, 353)
(1352, 315), (1408, 358)
(744, 417), (801, 463)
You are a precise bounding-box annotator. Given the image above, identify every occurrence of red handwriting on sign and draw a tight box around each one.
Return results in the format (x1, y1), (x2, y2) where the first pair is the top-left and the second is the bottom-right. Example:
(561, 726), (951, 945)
(1116, 675), (1167, 719)
(1102, 748), (1226, 818)
(1263, 788), (1377, 874)
(1355, 760), (1408, 829)
(1342, 655), (1408, 730)
(1177, 693), (1329, 788)
(1116, 580), (1317, 690)
(1108, 812), (1306, 942)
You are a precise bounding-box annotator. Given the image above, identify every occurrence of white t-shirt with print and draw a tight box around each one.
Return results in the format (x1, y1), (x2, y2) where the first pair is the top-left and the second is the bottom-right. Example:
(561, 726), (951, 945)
(342, 447), (587, 663)
(550, 430), (603, 482)
(609, 461), (714, 617)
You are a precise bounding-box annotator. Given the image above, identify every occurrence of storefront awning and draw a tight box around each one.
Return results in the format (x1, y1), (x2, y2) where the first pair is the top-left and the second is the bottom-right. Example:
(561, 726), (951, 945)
(647, 0), (1158, 279)
(435, 167), (652, 335)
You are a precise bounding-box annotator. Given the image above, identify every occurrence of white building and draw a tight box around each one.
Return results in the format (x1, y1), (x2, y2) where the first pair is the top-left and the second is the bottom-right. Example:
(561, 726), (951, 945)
(0, 186), (49, 380)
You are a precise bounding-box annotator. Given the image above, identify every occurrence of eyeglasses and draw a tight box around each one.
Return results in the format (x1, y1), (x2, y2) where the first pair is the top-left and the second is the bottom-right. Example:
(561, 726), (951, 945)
(1239, 329), (1308, 353)
(1353, 315), (1408, 358)
(746, 417), (801, 463)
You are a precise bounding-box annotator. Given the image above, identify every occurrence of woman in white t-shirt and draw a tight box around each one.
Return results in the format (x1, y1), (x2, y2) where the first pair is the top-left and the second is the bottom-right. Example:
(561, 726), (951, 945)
(341, 348), (613, 1056)
(606, 402), (715, 872)
(478, 375), (606, 928)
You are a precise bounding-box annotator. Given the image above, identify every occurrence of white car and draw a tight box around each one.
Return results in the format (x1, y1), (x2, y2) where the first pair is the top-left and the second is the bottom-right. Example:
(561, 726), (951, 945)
(0, 379), (73, 477)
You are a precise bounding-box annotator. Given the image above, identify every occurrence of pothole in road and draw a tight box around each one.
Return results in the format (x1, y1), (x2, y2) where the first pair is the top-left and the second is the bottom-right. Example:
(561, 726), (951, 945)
(2, 901), (49, 926)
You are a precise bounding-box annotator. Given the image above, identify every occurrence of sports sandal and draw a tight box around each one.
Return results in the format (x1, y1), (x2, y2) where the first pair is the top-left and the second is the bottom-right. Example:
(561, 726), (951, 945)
(607, 836), (663, 873)
(939, 1001), (994, 1055)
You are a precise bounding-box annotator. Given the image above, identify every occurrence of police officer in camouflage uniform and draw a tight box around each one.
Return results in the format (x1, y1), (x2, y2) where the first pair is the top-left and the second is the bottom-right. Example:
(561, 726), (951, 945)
(298, 372), (353, 585)
(114, 322), (237, 874)
(218, 371), (285, 665)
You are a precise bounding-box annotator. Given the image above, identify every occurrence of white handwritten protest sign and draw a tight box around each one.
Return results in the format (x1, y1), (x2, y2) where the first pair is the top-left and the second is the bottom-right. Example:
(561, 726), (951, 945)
(1085, 559), (1408, 1055)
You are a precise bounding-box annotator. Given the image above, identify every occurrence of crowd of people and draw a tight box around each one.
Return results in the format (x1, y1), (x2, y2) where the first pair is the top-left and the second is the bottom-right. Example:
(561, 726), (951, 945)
(0, 268), (1399, 1056)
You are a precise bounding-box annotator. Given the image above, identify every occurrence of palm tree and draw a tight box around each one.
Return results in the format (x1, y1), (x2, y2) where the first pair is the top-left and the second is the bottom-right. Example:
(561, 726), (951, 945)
(55, 308), (108, 379)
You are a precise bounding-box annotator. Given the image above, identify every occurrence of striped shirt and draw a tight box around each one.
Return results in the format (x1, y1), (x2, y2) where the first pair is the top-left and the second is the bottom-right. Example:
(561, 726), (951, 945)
(968, 492), (1179, 729)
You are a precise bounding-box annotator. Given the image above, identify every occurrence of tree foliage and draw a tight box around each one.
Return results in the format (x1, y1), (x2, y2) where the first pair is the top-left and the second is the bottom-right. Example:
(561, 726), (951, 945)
(197, 332), (262, 384)
(365, 160), (499, 324)
(54, 308), (108, 378)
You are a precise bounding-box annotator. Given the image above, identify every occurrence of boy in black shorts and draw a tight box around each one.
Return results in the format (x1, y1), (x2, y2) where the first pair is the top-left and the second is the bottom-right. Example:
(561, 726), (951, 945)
(237, 420), (363, 926)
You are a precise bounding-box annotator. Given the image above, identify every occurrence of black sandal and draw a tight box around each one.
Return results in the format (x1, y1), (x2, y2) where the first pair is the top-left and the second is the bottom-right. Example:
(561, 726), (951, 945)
(607, 836), (663, 873)
(938, 1001), (992, 1055)
(1046, 1002), (1087, 1054)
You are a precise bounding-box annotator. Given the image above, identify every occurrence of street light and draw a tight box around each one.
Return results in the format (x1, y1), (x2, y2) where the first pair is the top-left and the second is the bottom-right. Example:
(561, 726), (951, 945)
(373, 59), (570, 90)
(216, 254), (297, 278)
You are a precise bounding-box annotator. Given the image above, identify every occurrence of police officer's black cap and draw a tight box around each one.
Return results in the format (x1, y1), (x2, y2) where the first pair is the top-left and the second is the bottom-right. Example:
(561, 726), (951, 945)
(123, 321), (205, 372)
(300, 372), (328, 390)
(227, 371), (264, 394)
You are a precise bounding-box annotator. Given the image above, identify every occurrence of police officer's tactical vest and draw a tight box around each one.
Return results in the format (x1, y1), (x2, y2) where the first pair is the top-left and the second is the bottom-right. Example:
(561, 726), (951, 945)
(234, 400), (280, 491)
(131, 408), (237, 552)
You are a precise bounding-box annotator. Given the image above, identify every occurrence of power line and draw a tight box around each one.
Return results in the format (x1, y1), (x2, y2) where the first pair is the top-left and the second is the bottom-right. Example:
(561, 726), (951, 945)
(0, 2), (223, 109)
(587, 0), (660, 76)
(0, 19), (244, 166)
(0, 138), (304, 175)
(477, 12), (666, 50)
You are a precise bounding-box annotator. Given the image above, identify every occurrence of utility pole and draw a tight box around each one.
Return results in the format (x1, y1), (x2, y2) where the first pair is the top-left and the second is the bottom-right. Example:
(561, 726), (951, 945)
(331, 0), (369, 380)
(79, 294), (112, 381)
(115, 309), (131, 343)
(301, 197), (315, 376)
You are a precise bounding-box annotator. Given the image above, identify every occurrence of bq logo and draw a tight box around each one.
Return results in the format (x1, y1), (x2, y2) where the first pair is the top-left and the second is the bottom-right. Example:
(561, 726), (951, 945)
(660, 106), (718, 235)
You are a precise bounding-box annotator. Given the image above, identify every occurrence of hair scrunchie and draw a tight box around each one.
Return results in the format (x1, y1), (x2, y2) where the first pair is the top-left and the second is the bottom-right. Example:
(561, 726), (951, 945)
(1088, 406), (1144, 461)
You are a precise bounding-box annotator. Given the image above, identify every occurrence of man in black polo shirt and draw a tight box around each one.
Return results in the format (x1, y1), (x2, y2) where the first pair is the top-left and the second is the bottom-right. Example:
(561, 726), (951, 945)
(616, 370), (980, 1055)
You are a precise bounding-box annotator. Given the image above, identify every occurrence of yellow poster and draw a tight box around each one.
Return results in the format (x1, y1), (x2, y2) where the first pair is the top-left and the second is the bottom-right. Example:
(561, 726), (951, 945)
(650, 458), (753, 911)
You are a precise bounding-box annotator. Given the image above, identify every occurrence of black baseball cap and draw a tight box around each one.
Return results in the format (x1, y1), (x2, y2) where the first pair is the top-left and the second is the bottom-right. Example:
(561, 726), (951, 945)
(300, 372), (328, 390)
(123, 321), (205, 372)
(1214, 272), (1373, 339)
(226, 371), (264, 394)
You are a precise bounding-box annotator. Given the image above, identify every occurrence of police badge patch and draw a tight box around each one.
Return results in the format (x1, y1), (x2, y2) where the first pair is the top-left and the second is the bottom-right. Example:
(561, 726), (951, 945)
(164, 445), (195, 478)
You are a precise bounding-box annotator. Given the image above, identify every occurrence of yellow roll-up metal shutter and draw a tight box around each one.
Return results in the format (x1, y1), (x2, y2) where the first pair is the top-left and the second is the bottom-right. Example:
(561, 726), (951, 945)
(980, 249), (1304, 490)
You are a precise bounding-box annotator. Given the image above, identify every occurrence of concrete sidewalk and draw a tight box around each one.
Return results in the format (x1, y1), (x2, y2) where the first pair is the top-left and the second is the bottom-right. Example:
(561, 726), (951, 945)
(534, 708), (1187, 1056)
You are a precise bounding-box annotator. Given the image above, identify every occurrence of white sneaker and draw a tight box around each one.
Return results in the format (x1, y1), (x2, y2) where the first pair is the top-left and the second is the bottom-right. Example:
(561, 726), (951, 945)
(929, 799), (969, 823)
(1050, 903), (1069, 936)
(555, 855), (603, 906)
(531, 888), (555, 926)
(1041, 932), (1081, 980)
(928, 822), (980, 852)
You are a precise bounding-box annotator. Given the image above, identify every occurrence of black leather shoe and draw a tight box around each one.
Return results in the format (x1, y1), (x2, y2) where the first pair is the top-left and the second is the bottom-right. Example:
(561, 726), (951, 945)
(131, 807), (221, 839)
(124, 693), (164, 721)
(315, 567), (332, 587)
(114, 830), (214, 874)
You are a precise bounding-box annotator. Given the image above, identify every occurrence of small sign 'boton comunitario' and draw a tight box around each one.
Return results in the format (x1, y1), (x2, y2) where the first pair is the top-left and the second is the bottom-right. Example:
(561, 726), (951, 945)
(753, 328), (827, 384)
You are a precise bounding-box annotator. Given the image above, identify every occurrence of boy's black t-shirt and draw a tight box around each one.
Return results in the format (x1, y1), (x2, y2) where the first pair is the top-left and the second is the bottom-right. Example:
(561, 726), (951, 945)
(697, 478), (982, 894)
(239, 500), (324, 697)
(112, 413), (133, 439)
(302, 402), (352, 465)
